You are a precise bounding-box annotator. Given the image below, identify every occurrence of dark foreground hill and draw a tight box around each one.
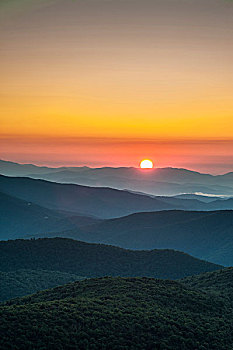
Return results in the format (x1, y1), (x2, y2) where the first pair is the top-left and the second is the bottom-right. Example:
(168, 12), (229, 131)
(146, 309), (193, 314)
(0, 191), (100, 240)
(182, 267), (233, 299)
(0, 238), (221, 280)
(1, 277), (233, 350)
(0, 269), (85, 302)
(52, 210), (233, 266)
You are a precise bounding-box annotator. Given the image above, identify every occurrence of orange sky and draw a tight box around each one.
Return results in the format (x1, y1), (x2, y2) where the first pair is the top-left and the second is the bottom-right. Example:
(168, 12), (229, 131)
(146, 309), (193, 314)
(0, 0), (233, 173)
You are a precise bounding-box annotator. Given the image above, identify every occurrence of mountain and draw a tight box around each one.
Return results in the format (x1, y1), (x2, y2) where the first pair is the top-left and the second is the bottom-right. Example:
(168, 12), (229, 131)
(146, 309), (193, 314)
(207, 197), (233, 210)
(0, 159), (62, 176)
(19, 168), (233, 196)
(45, 210), (233, 266)
(1, 174), (233, 224)
(0, 159), (69, 176)
(0, 269), (85, 302)
(1, 159), (233, 186)
(1, 174), (233, 264)
(0, 238), (221, 280)
(1, 159), (233, 196)
(29, 171), (233, 196)
(0, 191), (100, 240)
(154, 195), (227, 208)
(0, 174), (209, 219)
(1, 276), (233, 349)
(182, 267), (233, 299)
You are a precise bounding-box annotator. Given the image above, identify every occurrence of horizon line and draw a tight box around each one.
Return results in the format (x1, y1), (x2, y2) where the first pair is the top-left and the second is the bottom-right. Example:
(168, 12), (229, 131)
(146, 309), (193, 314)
(0, 158), (232, 176)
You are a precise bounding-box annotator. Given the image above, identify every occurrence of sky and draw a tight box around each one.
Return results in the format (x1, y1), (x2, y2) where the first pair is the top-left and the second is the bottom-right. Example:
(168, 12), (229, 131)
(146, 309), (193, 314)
(0, 0), (233, 173)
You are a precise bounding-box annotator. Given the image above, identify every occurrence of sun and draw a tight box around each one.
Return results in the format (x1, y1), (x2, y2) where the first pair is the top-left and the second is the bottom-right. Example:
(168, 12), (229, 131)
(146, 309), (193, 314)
(140, 159), (154, 169)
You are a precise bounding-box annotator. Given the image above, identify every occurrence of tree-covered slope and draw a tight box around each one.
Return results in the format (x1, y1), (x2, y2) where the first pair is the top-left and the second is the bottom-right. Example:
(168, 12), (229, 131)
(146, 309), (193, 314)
(1, 277), (233, 350)
(181, 267), (233, 299)
(0, 238), (221, 280)
(0, 269), (85, 302)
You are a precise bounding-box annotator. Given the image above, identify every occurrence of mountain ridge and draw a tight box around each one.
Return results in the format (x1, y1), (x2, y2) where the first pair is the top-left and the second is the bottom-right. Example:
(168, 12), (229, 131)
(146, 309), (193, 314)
(1, 159), (233, 196)
(1, 159), (233, 176)
(0, 191), (101, 240)
(0, 174), (208, 219)
(0, 238), (222, 280)
(1, 174), (233, 223)
(37, 210), (233, 266)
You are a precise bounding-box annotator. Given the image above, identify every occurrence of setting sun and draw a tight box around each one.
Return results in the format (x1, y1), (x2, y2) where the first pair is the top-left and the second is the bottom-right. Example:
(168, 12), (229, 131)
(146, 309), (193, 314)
(140, 159), (154, 169)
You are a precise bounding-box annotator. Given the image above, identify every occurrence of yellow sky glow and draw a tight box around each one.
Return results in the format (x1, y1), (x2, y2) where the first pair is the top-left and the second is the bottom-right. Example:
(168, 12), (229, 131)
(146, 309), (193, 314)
(0, 0), (233, 172)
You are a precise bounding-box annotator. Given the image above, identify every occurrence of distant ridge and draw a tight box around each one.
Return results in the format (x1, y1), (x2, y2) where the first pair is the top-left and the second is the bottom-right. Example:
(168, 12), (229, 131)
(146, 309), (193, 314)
(36, 210), (233, 266)
(1, 174), (233, 225)
(0, 174), (204, 219)
(0, 191), (100, 240)
(1, 159), (233, 196)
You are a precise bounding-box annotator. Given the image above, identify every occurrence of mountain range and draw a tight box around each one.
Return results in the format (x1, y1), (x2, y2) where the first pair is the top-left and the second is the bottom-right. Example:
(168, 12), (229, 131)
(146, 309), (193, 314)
(33, 210), (233, 266)
(1, 159), (233, 196)
(1, 160), (233, 348)
(0, 174), (233, 265)
(1, 174), (233, 224)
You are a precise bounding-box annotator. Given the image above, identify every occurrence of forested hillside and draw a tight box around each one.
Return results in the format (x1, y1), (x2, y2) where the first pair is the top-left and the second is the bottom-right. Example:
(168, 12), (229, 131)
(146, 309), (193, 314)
(182, 267), (233, 299)
(1, 277), (233, 349)
(0, 269), (85, 302)
(0, 238), (221, 281)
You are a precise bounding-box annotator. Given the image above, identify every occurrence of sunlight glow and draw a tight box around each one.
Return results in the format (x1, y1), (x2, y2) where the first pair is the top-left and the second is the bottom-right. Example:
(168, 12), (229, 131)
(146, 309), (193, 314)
(140, 159), (153, 169)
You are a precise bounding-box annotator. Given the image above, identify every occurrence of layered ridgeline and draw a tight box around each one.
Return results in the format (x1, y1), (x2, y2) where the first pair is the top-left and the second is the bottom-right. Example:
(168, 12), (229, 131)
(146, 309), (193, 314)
(0, 174), (233, 225)
(1, 159), (233, 196)
(37, 210), (233, 266)
(1, 275), (233, 349)
(0, 174), (212, 221)
(0, 175), (204, 220)
(0, 191), (101, 240)
(1, 175), (233, 265)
